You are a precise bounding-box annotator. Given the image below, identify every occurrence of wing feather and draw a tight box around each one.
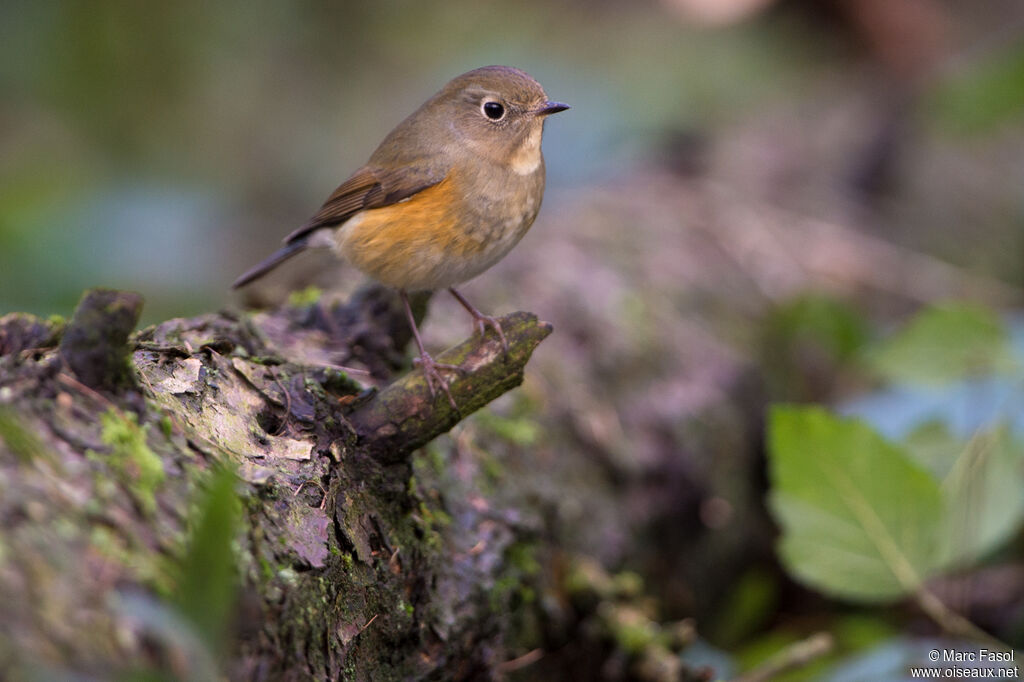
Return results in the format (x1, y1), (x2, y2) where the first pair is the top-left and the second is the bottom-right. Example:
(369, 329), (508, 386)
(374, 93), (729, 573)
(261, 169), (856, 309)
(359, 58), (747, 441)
(284, 161), (446, 245)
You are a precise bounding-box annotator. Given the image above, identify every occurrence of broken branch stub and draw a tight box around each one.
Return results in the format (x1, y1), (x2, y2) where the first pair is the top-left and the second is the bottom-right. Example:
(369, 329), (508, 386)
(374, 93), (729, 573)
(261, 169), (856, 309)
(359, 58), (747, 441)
(348, 311), (552, 463)
(58, 288), (143, 392)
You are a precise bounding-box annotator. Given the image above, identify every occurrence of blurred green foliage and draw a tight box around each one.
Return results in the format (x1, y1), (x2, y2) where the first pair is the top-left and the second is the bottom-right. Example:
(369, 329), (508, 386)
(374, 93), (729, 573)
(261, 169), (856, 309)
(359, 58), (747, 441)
(0, 407), (52, 463)
(709, 567), (779, 647)
(174, 464), (242, 658)
(104, 464), (241, 679)
(864, 302), (1017, 386)
(761, 294), (872, 399)
(931, 41), (1024, 135)
(769, 296), (872, 364)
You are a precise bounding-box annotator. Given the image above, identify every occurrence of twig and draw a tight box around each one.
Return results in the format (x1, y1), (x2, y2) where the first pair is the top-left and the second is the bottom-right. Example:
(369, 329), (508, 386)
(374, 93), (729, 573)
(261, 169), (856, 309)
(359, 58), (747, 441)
(57, 372), (118, 411)
(293, 479), (328, 510)
(496, 648), (543, 674)
(916, 587), (1006, 650)
(321, 362), (372, 376)
(732, 632), (833, 682)
(356, 614), (378, 637)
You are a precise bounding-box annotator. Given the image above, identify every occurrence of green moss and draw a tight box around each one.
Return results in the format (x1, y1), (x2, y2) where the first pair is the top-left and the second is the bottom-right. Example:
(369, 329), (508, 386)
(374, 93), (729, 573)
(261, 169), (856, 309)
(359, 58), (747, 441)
(288, 285), (323, 307)
(612, 570), (644, 598)
(490, 574), (522, 611)
(94, 409), (165, 515)
(0, 408), (50, 463)
(488, 542), (542, 612)
(159, 415), (174, 438)
(507, 543), (540, 577)
(303, 377), (328, 401)
(606, 605), (659, 655)
(89, 525), (126, 560)
(478, 451), (504, 486)
(472, 409), (542, 446)
(413, 498), (451, 550)
(564, 556), (617, 602)
(244, 355), (279, 365)
(320, 367), (361, 396)
(259, 556), (274, 582)
(422, 444), (447, 476)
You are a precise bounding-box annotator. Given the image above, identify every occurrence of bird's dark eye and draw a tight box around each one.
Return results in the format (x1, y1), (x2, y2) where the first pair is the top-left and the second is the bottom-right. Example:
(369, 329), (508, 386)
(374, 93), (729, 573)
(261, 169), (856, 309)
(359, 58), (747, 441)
(482, 101), (505, 120)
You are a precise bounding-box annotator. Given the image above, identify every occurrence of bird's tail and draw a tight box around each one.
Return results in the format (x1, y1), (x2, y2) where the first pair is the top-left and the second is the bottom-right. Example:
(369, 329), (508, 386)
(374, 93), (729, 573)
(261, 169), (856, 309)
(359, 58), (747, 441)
(231, 239), (309, 289)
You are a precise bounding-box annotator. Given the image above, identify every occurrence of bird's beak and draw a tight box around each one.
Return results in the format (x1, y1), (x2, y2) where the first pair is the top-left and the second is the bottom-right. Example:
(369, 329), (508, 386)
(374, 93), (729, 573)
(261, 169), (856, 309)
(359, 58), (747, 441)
(533, 101), (570, 117)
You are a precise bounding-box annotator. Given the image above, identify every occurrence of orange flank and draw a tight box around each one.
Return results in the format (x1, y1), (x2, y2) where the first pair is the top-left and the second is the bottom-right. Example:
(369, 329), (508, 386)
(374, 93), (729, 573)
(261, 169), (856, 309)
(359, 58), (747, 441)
(337, 173), (490, 291)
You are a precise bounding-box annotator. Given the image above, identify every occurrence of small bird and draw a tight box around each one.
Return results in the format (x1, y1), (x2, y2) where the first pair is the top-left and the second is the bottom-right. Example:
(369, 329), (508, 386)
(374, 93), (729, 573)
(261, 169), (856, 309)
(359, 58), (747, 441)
(233, 66), (568, 407)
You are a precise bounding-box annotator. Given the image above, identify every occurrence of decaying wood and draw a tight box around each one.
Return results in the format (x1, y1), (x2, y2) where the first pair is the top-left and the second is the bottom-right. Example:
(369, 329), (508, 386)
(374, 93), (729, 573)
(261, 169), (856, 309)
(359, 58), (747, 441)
(58, 289), (143, 393)
(0, 285), (555, 680)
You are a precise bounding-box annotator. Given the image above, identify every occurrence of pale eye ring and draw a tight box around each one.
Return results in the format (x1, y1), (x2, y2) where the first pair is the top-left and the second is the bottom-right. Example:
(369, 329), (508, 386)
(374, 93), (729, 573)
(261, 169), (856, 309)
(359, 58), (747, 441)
(482, 100), (505, 120)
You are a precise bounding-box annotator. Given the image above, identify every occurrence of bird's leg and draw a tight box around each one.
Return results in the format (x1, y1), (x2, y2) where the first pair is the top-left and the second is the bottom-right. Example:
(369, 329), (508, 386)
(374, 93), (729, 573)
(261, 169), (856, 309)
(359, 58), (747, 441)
(400, 290), (461, 409)
(448, 287), (509, 353)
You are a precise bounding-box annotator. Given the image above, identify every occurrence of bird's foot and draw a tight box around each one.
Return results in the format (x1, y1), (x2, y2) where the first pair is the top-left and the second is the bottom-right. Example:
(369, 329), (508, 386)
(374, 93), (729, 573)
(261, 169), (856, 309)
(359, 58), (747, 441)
(471, 313), (509, 353)
(412, 352), (463, 410)
(448, 287), (509, 353)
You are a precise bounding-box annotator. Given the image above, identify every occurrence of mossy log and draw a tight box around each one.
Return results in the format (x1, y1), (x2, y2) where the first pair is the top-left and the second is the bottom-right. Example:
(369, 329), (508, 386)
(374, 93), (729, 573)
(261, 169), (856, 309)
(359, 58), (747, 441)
(0, 286), (553, 680)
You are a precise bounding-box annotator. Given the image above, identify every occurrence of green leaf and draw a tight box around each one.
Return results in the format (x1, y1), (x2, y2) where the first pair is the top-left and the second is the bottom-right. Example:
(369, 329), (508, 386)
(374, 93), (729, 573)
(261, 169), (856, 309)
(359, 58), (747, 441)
(765, 295), (871, 362)
(175, 464), (241, 657)
(902, 420), (965, 480)
(904, 421), (1024, 567)
(768, 406), (943, 602)
(865, 302), (1015, 386)
(760, 295), (871, 399)
(709, 568), (779, 646)
(937, 425), (1024, 566)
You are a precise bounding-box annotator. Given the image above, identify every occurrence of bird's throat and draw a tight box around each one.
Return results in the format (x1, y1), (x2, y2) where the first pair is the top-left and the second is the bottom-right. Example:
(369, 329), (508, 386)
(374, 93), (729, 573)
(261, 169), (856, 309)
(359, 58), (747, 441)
(508, 126), (543, 176)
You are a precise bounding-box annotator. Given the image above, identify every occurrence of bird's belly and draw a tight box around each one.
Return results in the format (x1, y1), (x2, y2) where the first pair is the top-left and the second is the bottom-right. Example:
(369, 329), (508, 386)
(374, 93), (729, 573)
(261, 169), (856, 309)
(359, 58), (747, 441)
(334, 176), (540, 292)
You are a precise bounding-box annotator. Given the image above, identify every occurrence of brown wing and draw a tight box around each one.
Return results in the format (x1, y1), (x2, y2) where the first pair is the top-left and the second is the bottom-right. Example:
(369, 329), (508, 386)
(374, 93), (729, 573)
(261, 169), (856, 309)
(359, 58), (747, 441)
(284, 163), (445, 245)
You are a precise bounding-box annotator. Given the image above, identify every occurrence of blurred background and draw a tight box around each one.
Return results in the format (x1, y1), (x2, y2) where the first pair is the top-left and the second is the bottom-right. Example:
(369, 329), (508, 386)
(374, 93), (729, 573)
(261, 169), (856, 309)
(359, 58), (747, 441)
(4, 0), (1021, 323)
(4, 0), (1024, 679)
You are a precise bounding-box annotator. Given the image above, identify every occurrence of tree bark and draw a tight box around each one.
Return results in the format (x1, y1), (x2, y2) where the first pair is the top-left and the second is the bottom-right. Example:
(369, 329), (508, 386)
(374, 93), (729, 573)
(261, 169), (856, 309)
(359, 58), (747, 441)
(0, 286), (553, 680)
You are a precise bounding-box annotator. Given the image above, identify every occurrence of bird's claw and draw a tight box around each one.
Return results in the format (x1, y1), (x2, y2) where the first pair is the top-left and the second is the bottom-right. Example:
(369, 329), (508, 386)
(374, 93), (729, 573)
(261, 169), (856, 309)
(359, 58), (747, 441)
(448, 288), (509, 354)
(473, 315), (509, 353)
(413, 353), (463, 410)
